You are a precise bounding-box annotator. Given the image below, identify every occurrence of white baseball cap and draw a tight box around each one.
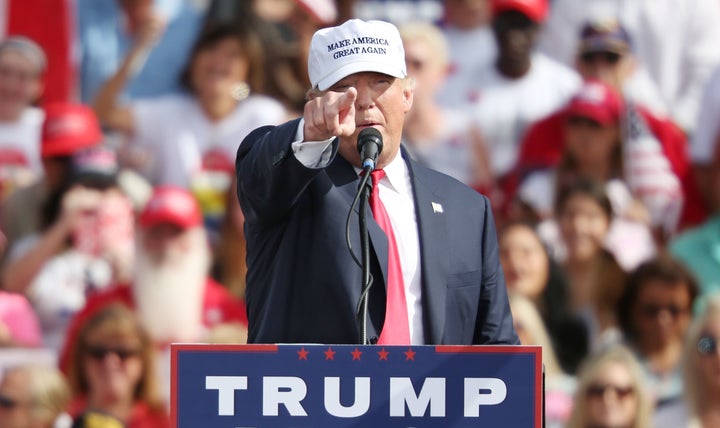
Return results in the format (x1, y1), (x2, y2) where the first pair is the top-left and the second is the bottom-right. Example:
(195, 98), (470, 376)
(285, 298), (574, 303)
(308, 19), (407, 91)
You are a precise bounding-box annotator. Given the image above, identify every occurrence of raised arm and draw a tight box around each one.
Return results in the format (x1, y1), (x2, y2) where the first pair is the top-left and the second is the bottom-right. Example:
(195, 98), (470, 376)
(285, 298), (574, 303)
(236, 88), (358, 225)
(2, 187), (103, 294)
(91, 14), (165, 134)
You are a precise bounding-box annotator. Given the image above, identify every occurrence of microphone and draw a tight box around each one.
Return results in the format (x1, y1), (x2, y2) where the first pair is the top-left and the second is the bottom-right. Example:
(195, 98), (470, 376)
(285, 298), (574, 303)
(357, 127), (383, 170)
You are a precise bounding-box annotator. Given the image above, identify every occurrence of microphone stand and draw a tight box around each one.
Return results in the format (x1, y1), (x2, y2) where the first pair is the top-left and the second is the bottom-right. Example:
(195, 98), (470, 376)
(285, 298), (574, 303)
(356, 168), (373, 345)
(351, 127), (383, 345)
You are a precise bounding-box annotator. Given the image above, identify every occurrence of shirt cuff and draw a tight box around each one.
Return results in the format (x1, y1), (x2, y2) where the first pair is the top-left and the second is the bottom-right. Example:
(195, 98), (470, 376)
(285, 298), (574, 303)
(291, 118), (335, 169)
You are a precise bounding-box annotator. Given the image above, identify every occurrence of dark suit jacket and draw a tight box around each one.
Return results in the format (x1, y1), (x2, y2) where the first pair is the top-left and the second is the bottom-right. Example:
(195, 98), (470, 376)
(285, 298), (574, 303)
(236, 119), (518, 345)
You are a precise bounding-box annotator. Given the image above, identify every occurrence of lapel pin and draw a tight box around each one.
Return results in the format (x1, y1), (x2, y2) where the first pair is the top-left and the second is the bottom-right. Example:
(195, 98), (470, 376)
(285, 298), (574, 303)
(431, 202), (444, 213)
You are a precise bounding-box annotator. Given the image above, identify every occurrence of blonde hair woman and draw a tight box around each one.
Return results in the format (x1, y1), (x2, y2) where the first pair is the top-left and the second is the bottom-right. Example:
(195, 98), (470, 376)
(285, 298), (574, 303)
(509, 293), (562, 376)
(0, 364), (72, 428)
(65, 303), (168, 428)
(567, 344), (653, 428)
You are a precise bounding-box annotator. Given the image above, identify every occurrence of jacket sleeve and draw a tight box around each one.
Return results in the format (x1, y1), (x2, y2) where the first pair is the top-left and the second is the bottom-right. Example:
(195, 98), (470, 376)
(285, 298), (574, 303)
(235, 119), (338, 226)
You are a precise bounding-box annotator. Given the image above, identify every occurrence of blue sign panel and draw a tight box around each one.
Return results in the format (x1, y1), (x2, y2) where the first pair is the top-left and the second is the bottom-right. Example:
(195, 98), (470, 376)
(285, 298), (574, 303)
(171, 344), (542, 427)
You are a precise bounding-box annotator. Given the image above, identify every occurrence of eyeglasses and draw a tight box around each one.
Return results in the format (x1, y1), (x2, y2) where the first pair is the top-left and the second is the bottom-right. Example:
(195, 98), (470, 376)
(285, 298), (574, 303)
(580, 51), (622, 65)
(698, 335), (718, 356)
(85, 345), (140, 362)
(640, 304), (689, 319)
(586, 384), (635, 400)
(0, 394), (19, 409)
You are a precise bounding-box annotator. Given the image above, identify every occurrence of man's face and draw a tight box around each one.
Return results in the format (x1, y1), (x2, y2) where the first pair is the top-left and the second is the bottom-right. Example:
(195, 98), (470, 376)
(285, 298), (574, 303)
(328, 72), (414, 169)
(576, 50), (633, 89)
(492, 11), (539, 63)
(631, 281), (692, 351)
(0, 49), (43, 120)
(403, 38), (447, 100)
(140, 222), (191, 265)
(564, 116), (619, 169)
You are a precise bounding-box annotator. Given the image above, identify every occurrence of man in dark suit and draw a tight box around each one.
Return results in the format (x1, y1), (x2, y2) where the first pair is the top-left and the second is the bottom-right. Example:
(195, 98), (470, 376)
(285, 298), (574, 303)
(236, 18), (518, 346)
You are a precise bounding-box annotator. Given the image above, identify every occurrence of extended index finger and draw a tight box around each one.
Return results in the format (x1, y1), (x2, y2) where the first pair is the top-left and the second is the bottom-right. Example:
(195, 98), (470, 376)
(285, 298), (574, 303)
(334, 88), (357, 136)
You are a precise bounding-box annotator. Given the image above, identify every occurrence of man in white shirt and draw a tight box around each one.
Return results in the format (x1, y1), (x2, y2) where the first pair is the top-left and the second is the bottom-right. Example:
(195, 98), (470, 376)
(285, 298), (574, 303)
(0, 37), (46, 199)
(471, 0), (580, 181)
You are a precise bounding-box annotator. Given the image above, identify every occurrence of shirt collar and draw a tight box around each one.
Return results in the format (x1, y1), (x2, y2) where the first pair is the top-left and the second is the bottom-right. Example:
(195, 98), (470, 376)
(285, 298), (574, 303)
(382, 150), (408, 195)
(353, 150), (408, 194)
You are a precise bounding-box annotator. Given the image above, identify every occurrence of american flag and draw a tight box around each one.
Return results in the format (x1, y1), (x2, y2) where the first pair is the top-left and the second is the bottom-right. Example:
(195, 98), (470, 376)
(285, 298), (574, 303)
(622, 100), (683, 235)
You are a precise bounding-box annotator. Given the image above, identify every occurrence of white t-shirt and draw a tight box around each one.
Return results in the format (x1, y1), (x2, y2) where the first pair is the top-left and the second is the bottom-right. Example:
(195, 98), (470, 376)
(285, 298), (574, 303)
(130, 93), (287, 187)
(691, 65), (720, 164)
(0, 108), (44, 195)
(437, 24), (497, 108)
(471, 54), (581, 177)
(538, 0), (720, 132)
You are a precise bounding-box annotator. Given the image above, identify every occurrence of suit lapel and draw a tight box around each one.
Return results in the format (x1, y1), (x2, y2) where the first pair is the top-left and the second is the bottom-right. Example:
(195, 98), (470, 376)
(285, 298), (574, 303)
(405, 156), (449, 344)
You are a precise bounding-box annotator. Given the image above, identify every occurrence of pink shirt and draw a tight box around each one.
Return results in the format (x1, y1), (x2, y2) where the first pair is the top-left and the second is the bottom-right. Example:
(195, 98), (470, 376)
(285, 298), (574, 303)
(0, 291), (42, 347)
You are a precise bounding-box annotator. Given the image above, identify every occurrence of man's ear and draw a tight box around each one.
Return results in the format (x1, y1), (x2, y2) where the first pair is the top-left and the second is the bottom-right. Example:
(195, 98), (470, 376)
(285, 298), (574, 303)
(402, 80), (415, 112)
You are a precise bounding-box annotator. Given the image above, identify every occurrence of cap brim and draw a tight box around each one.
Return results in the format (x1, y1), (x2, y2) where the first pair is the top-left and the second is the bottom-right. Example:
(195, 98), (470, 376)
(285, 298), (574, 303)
(316, 61), (406, 91)
(579, 40), (629, 55)
(139, 212), (200, 229)
(493, 4), (546, 22)
(41, 138), (101, 158)
(565, 107), (615, 126)
(71, 172), (117, 190)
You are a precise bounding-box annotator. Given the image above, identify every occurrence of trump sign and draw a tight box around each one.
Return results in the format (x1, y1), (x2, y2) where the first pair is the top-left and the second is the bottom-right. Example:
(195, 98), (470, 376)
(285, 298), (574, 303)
(171, 344), (542, 427)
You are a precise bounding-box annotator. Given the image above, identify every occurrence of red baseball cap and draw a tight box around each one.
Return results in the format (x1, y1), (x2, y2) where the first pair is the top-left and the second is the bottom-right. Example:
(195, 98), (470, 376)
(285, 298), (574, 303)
(564, 80), (623, 126)
(139, 186), (203, 229)
(41, 103), (103, 158)
(491, 0), (549, 22)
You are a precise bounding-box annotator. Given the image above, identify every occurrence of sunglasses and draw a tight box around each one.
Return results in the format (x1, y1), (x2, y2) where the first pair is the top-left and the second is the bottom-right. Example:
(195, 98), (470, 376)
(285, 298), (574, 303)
(0, 394), (19, 409)
(698, 335), (718, 356)
(580, 51), (622, 65)
(85, 345), (140, 361)
(640, 304), (689, 319)
(586, 384), (635, 400)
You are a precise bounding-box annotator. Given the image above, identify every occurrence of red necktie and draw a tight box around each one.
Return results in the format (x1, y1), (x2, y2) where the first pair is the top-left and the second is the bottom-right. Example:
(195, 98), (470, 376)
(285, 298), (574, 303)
(369, 170), (411, 345)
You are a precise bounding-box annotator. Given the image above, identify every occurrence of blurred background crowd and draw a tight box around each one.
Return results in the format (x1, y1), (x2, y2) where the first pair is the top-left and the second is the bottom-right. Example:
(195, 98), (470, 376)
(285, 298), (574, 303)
(0, 0), (719, 426)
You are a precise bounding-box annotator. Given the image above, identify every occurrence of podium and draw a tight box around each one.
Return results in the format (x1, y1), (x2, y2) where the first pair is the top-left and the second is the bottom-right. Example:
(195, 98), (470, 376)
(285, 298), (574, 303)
(171, 344), (543, 427)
